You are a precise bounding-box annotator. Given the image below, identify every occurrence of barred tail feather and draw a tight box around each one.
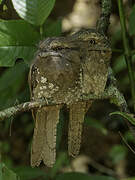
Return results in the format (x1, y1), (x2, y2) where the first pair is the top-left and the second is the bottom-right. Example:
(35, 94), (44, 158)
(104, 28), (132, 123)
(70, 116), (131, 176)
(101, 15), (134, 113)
(31, 106), (60, 167)
(68, 102), (92, 157)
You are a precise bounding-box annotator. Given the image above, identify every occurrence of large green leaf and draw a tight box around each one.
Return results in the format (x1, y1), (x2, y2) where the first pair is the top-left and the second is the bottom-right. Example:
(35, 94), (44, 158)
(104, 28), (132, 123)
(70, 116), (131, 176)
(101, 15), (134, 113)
(0, 20), (39, 46)
(0, 20), (40, 66)
(12, 0), (55, 26)
(56, 173), (117, 180)
(43, 19), (62, 37)
(0, 163), (19, 180)
(0, 46), (36, 66)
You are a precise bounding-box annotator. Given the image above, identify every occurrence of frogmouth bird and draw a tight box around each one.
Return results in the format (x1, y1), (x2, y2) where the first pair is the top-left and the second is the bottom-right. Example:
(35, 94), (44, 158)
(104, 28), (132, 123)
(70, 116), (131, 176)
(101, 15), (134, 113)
(28, 29), (111, 167)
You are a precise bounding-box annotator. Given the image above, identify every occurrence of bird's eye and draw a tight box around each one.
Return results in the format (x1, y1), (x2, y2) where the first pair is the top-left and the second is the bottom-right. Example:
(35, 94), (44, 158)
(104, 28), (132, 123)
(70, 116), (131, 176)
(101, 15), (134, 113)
(52, 46), (72, 51)
(52, 46), (63, 51)
(57, 47), (63, 50)
(89, 39), (96, 44)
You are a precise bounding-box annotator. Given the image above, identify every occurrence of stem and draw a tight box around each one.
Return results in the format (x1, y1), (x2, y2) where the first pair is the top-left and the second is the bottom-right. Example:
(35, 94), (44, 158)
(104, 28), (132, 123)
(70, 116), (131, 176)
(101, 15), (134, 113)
(40, 25), (43, 38)
(111, 49), (135, 54)
(118, 0), (135, 112)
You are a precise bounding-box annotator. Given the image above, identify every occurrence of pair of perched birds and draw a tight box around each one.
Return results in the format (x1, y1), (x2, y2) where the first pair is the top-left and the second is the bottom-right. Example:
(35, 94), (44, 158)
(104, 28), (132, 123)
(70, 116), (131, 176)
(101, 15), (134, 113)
(28, 28), (111, 167)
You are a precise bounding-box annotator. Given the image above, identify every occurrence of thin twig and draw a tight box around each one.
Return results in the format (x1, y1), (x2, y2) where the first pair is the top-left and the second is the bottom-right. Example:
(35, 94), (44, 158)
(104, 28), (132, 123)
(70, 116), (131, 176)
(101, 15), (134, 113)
(0, 101), (48, 121)
(89, 157), (116, 176)
(118, 0), (135, 112)
(119, 131), (135, 154)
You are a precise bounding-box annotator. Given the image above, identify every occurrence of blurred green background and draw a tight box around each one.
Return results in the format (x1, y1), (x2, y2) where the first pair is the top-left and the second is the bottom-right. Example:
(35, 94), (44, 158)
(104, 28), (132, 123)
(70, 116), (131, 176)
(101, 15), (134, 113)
(0, 0), (135, 180)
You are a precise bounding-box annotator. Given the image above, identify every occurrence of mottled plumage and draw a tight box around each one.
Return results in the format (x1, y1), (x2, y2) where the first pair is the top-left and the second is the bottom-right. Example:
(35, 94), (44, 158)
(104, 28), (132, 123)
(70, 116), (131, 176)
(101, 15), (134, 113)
(28, 29), (111, 167)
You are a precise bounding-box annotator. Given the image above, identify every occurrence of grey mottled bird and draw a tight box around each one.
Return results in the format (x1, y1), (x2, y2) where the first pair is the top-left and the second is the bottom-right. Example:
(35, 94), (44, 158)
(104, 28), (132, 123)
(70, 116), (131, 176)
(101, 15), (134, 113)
(28, 29), (111, 167)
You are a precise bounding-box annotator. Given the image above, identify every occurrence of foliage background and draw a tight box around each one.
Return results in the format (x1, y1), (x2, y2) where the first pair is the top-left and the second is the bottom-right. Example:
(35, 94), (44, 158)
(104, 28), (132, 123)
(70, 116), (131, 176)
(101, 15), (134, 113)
(0, 0), (135, 180)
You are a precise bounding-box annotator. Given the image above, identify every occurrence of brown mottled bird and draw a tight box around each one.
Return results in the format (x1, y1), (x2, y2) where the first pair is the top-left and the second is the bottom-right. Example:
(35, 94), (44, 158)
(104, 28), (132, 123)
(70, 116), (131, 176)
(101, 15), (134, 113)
(28, 29), (111, 167)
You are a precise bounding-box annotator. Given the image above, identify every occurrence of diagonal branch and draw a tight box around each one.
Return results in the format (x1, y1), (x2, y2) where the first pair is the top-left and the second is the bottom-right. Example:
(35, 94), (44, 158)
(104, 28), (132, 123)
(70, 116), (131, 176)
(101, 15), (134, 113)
(0, 101), (47, 121)
(0, 81), (128, 122)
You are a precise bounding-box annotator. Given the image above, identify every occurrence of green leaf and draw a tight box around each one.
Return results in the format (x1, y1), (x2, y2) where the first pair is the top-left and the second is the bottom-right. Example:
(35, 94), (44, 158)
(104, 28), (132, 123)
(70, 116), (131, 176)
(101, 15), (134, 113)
(0, 46), (36, 66)
(56, 173), (117, 180)
(12, 0), (55, 26)
(109, 145), (127, 164)
(43, 19), (62, 37)
(124, 131), (135, 142)
(3, 4), (8, 11)
(110, 111), (135, 125)
(84, 117), (108, 135)
(0, 20), (39, 46)
(0, 20), (39, 66)
(129, 5), (135, 35)
(13, 166), (47, 180)
(0, 163), (19, 180)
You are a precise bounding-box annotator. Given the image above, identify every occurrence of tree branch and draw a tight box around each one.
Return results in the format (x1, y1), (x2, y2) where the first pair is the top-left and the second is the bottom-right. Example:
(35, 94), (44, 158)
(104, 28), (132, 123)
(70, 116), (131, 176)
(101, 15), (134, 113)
(0, 101), (47, 121)
(96, 0), (112, 34)
(0, 75), (128, 122)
